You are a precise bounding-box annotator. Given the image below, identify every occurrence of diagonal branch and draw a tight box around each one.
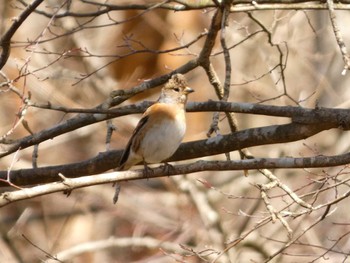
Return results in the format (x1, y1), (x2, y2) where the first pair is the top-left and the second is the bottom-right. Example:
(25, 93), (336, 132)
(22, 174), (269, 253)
(0, 0), (44, 70)
(327, 0), (350, 74)
(2, 99), (350, 159)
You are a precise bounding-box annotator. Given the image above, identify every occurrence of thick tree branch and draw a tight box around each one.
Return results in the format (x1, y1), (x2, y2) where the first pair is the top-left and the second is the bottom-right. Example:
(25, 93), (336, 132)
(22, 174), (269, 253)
(3, 151), (350, 207)
(0, 121), (337, 187)
(2, 100), (350, 158)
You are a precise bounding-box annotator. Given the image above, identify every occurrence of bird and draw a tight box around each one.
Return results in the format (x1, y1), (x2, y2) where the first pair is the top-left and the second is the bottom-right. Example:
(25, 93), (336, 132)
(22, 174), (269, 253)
(118, 73), (194, 172)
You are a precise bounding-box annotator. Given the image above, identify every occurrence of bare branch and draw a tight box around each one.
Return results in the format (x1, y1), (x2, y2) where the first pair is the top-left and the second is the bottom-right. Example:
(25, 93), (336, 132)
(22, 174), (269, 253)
(0, 0), (44, 70)
(1, 122), (350, 187)
(2, 98), (350, 160)
(2, 2), (350, 262)
(327, 0), (350, 74)
(263, 205), (335, 262)
(44, 236), (184, 263)
(3, 155), (350, 207)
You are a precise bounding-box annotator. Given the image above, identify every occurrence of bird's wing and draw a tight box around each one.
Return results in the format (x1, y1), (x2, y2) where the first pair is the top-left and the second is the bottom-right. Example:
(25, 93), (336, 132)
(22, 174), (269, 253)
(118, 115), (149, 170)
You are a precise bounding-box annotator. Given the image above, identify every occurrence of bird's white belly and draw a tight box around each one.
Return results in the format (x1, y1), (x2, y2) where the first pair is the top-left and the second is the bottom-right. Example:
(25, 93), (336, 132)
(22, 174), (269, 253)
(140, 117), (186, 163)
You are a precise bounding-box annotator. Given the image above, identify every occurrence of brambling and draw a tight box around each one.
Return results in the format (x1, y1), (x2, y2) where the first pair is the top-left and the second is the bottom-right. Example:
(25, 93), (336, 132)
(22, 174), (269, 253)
(118, 73), (194, 171)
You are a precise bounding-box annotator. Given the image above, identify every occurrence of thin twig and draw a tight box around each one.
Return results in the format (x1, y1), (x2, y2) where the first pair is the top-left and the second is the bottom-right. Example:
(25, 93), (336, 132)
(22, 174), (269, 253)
(263, 206), (335, 262)
(0, 0), (44, 70)
(327, 0), (350, 74)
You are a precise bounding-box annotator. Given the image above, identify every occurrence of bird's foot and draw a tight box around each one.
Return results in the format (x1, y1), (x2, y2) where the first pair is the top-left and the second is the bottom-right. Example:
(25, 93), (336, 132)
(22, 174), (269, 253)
(162, 162), (176, 176)
(143, 163), (154, 179)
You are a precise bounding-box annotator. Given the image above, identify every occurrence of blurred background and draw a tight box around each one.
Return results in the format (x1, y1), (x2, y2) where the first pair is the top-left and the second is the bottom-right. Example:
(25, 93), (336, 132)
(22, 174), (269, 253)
(1, 0), (350, 262)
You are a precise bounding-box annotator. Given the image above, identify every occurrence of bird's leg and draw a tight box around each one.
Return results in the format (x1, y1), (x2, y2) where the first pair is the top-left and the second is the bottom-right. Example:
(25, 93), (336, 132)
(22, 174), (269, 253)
(162, 162), (176, 176)
(143, 160), (154, 179)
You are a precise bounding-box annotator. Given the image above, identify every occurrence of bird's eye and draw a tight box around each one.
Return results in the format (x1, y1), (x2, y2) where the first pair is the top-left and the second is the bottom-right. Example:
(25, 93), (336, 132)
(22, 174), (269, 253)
(173, 87), (180, 92)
